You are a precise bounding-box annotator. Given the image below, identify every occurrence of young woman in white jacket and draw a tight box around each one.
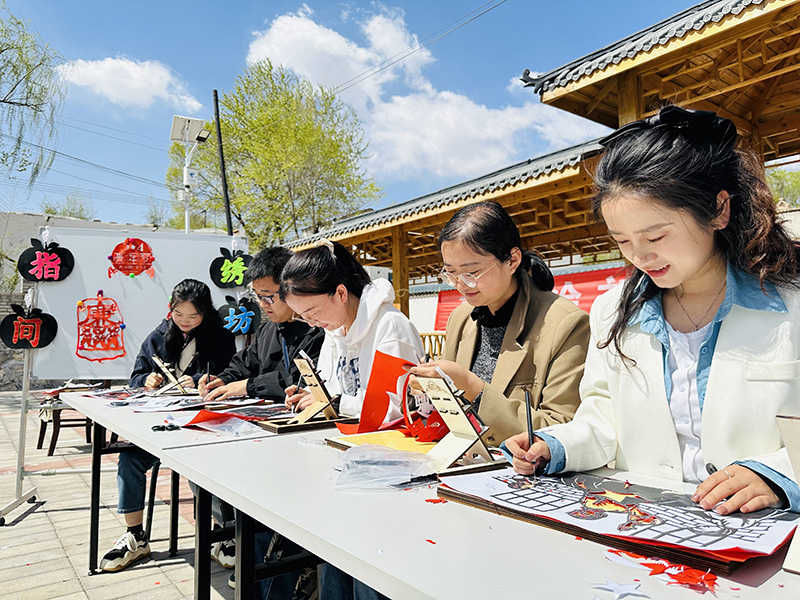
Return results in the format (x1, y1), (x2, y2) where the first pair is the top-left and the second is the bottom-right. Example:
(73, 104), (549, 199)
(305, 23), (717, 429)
(504, 105), (800, 516)
(280, 239), (424, 600)
(282, 239), (424, 419)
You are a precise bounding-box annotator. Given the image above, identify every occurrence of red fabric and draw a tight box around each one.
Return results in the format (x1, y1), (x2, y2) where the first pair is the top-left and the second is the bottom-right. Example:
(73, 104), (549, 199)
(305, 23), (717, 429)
(432, 266), (628, 329)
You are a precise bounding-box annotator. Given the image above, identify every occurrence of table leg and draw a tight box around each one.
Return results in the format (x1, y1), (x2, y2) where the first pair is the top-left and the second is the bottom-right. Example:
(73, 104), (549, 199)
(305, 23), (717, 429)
(194, 486), (211, 600)
(235, 510), (256, 600)
(88, 421), (105, 575)
(169, 470), (179, 556)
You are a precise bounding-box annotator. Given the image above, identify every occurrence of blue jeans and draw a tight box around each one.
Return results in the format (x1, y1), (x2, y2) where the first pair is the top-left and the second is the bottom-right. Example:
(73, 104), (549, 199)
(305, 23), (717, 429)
(254, 530), (302, 600)
(117, 446), (231, 524)
(116, 446), (159, 514)
(319, 563), (388, 600)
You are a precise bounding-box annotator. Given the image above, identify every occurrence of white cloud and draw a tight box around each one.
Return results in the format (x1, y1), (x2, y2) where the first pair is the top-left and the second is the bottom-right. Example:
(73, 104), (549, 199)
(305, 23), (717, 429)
(57, 56), (202, 113)
(246, 7), (608, 181)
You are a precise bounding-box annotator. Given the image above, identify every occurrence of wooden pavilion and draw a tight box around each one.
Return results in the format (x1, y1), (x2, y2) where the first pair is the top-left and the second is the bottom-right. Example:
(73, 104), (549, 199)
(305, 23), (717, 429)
(289, 0), (800, 315)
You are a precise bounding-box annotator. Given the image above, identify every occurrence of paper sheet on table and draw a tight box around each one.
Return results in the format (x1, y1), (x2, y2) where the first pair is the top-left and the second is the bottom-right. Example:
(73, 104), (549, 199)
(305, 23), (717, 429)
(440, 466), (798, 559)
(133, 396), (262, 412)
(336, 351), (414, 435)
(165, 410), (263, 435)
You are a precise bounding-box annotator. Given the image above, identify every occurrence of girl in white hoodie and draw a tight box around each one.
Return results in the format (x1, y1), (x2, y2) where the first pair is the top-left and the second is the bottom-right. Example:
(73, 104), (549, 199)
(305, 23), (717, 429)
(281, 239), (424, 421)
(280, 239), (423, 600)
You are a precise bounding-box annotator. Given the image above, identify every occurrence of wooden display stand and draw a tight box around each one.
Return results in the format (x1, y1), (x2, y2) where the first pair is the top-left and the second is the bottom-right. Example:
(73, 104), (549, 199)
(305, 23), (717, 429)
(327, 375), (505, 475)
(415, 375), (504, 474)
(258, 353), (356, 434)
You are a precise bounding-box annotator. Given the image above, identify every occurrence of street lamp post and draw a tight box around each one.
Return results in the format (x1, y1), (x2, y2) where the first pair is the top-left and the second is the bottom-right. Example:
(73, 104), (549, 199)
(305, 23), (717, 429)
(169, 116), (210, 234)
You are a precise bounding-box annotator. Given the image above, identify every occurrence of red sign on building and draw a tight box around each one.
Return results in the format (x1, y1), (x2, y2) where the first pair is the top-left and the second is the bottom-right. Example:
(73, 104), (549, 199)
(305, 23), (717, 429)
(433, 266), (627, 330)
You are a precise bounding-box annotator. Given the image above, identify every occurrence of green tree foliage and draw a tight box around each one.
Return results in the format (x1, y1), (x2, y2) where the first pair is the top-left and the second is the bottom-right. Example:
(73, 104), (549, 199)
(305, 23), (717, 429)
(166, 60), (380, 247)
(0, 1), (65, 183)
(766, 167), (800, 207)
(40, 192), (96, 220)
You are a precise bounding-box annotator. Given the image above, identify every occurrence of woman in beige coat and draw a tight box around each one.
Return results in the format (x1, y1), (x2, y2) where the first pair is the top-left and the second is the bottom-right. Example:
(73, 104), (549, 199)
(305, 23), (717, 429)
(408, 200), (590, 445)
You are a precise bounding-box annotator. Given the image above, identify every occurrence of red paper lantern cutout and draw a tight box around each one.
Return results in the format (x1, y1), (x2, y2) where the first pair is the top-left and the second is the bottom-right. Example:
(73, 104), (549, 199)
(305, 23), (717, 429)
(76, 291), (126, 362)
(107, 237), (155, 279)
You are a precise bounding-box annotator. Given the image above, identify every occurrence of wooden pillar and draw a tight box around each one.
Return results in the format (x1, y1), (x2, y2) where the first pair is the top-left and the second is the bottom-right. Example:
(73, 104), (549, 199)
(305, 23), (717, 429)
(617, 70), (640, 126)
(391, 225), (409, 316)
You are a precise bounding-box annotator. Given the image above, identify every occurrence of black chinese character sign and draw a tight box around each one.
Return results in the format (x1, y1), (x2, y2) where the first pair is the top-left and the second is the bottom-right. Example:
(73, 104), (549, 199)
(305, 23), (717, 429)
(218, 295), (260, 335)
(17, 238), (75, 282)
(209, 248), (251, 288)
(0, 305), (58, 349)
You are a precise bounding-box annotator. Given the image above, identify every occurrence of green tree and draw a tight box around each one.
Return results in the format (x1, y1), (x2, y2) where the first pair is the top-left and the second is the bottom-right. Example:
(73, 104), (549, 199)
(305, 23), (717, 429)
(767, 167), (800, 206)
(165, 60), (381, 247)
(40, 191), (96, 219)
(0, 1), (65, 183)
(143, 195), (172, 228)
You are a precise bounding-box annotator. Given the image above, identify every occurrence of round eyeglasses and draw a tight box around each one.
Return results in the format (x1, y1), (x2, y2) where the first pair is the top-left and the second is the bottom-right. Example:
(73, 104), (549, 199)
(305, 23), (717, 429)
(438, 262), (497, 289)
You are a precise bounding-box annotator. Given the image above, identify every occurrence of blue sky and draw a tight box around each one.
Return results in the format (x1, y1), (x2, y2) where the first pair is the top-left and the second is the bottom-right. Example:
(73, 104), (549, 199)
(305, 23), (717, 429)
(3, 0), (693, 227)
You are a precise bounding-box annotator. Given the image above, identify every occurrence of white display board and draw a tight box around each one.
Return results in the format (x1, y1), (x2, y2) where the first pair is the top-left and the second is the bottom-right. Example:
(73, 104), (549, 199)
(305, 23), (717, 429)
(32, 228), (248, 380)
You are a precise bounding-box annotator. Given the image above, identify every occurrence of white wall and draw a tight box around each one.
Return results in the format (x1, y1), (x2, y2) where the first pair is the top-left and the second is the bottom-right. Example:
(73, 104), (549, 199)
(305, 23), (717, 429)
(409, 293), (440, 333)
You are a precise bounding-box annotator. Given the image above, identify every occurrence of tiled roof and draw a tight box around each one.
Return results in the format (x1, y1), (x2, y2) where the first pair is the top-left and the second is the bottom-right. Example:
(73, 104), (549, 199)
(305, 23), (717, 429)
(287, 138), (603, 247)
(523, 0), (766, 94)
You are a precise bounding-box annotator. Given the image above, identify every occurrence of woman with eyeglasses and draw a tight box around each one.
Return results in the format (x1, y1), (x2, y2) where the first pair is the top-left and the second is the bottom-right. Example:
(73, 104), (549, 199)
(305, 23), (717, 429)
(281, 239), (424, 421)
(407, 200), (590, 446)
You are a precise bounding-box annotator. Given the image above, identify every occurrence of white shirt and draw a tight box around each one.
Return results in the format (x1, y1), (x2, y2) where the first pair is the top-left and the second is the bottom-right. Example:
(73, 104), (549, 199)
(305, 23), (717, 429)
(666, 321), (710, 483)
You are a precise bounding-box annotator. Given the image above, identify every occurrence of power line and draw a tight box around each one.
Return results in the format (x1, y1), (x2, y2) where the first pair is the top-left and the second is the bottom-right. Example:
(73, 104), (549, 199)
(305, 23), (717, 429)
(0, 132), (169, 188)
(56, 119), (168, 152)
(0, 177), (171, 208)
(335, 0), (509, 94)
(61, 116), (169, 143)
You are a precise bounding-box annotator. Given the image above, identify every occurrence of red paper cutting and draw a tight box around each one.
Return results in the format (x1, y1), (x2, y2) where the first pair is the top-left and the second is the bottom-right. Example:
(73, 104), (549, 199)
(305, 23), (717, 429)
(76, 291), (126, 362)
(107, 237), (155, 279)
(336, 351), (414, 435)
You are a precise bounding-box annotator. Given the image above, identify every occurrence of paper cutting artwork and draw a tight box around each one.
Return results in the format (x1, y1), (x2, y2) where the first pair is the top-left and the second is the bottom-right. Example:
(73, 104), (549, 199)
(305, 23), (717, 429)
(17, 238), (75, 282)
(76, 291), (126, 362)
(441, 467), (798, 560)
(107, 237), (155, 278)
(0, 305), (58, 349)
(210, 248), (251, 288)
(218, 295), (260, 335)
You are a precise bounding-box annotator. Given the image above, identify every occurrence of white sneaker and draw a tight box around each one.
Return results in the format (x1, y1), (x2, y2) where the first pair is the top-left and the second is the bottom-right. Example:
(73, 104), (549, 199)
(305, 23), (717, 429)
(212, 539), (235, 568)
(100, 531), (150, 572)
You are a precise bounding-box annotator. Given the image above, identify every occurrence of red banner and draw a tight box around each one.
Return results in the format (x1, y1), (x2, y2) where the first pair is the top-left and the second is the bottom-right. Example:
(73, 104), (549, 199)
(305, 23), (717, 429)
(432, 266), (627, 330)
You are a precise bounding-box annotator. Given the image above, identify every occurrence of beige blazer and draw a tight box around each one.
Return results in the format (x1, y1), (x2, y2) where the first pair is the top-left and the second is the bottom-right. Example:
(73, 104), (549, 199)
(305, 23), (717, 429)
(443, 270), (590, 445)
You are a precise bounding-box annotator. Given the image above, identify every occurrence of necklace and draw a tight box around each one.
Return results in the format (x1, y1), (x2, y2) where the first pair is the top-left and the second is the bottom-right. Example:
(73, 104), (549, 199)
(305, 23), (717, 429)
(673, 280), (727, 332)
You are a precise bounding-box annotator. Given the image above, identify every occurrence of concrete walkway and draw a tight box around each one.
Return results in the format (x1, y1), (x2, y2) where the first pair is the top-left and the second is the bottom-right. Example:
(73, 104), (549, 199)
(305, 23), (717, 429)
(0, 391), (235, 600)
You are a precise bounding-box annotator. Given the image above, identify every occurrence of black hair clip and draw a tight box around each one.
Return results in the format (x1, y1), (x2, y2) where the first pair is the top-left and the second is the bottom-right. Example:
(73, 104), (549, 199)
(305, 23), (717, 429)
(599, 105), (737, 152)
(151, 423), (180, 431)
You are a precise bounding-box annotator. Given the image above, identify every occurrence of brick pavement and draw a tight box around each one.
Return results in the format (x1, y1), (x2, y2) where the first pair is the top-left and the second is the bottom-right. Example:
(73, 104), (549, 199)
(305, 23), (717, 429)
(0, 390), (235, 600)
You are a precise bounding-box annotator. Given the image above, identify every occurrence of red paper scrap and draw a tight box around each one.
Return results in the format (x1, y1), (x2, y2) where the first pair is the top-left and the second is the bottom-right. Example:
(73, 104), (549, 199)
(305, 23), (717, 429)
(608, 549), (718, 594)
(425, 539), (436, 545)
(425, 498), (448, 504)
(336, 351), (415, 435)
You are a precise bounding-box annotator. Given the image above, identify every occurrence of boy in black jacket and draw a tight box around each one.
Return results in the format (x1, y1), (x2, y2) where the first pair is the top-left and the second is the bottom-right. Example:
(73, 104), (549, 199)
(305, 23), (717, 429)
(199, 246), (324, 401)
(198, 247), (324, 596)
